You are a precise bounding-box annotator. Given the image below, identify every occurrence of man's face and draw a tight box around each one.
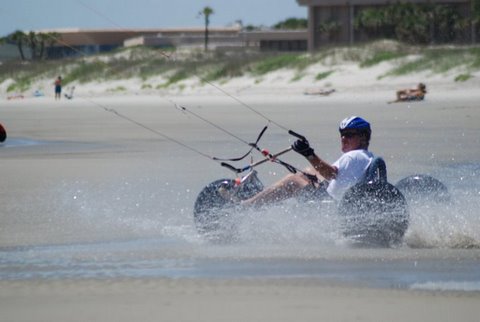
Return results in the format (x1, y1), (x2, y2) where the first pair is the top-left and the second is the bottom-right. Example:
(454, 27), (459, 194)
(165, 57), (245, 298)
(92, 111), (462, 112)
(340, 130), (363, 152)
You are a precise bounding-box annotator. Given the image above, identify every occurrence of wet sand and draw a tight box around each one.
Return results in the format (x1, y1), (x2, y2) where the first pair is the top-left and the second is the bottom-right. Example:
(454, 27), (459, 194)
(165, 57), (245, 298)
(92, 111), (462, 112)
(1, 278), (479, 322)
(1, 89), (480, 321)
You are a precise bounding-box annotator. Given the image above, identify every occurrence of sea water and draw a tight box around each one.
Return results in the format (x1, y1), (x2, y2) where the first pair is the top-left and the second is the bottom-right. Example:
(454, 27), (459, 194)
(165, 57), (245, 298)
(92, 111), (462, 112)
(1, 97), (479, 292)
(1, 142), (479, 291)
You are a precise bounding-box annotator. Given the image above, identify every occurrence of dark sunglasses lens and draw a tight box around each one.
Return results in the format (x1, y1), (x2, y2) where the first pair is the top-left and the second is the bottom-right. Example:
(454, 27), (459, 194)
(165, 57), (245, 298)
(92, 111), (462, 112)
(341, 132), (356, 138)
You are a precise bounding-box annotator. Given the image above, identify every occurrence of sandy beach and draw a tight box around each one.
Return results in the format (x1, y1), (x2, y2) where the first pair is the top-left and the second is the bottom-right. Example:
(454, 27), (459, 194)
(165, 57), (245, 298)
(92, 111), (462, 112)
(1, 67), (480, 321)
(1, 278), (479, 322)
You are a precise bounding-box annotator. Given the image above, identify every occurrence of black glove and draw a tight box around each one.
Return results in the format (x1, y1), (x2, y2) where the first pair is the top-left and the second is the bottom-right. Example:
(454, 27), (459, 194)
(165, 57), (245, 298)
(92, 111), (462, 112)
(292, 139), (314, 157)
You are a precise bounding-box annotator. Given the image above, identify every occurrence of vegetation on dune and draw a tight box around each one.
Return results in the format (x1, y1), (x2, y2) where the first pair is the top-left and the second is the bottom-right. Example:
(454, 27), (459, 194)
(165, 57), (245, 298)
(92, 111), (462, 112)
(382, 47), (480, 77)
(360, 51), (408, 67)
(250, 54), (308, 75)
(315, 70), (334, 80)
(455, 73), (473, 82)
(1, 41), (480, 93)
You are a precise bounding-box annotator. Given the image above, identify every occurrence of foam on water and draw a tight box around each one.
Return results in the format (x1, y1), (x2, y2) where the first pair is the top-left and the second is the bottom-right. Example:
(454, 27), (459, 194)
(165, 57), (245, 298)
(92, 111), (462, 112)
(410, 281), (480, 292)
(403, 163), (480, 249)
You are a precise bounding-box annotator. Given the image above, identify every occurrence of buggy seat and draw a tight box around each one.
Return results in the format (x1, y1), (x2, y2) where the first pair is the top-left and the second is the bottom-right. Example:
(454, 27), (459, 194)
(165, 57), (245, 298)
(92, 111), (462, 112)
(362, 156), (387, 184)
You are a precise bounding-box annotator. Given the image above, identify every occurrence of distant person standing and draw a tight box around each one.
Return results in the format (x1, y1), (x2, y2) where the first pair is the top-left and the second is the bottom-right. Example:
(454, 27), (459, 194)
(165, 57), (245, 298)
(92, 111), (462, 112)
(54, 76), (62, 100)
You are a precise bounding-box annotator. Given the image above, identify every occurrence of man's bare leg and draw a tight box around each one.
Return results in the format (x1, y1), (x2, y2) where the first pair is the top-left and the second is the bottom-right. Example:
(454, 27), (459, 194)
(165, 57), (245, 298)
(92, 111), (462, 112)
(241, 173), (311, 208)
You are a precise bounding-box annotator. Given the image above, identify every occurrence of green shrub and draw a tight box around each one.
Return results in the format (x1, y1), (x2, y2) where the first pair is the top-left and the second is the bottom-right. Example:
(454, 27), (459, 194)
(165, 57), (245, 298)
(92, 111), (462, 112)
(360, 51), (407, 67)
(139, 58), (171, 79)
(64, 60), (108, 83)
(6, 78), (31, 92)
(107, 86), (126, 92)
(156, 69), (190, 88)
(384, 48), (480, 77)
(204, 63), (244, 82)
(167, 70), (188, 84)
(6, 83), (17, 92)
(454, 74), (472, 82)
(315, 70), (334, 80)
(251, 54), (302, 75)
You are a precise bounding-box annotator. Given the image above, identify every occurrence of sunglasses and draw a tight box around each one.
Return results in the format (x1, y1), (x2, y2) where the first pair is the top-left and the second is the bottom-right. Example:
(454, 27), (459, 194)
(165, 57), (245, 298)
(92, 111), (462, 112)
(340, 132), (360, 138)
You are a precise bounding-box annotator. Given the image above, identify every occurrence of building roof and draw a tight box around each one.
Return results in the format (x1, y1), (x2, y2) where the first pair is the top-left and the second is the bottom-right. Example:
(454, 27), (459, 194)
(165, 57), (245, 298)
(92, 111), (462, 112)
(297, 0), (469, 5)
(37, 27), (241, 47)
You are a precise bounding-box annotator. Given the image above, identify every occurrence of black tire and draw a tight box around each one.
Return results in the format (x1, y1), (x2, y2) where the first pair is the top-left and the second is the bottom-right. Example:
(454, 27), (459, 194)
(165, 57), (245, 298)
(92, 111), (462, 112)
(338, 182), (409, 247)
(396, 174), (450, 203)
(193, 177), (263, 242)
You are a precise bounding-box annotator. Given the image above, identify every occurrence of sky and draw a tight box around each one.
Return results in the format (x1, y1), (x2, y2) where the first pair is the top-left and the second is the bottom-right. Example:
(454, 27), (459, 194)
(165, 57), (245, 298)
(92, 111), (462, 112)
(0, 0), (307, 36)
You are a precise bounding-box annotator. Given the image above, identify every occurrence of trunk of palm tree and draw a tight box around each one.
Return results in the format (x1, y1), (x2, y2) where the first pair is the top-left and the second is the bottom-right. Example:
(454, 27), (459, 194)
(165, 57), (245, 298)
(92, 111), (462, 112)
(39, 42), (45, 60)
(28, 32), (38, 61)
(37, 33), (53, 59)
(204, 21), (209, 51)
(17, 44), (26, 60)
(10, 30), (27, 60)
(201, 6), (214, 51)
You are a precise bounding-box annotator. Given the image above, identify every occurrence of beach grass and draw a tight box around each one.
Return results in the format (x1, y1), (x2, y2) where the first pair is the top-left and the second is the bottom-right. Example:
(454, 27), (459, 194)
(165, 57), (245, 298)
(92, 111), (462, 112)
(315, 70), (334, 80)
(250, 53), (305, 75)
(383, 47), (480, 77)
(1, 41), (480, 93)
(360, 51), (408, 67)
(64, 60), (109, 83)
(454, 73), (473, 82)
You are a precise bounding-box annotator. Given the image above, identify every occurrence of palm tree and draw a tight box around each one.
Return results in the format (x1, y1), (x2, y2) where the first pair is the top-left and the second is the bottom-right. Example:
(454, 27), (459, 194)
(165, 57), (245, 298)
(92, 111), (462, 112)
(199, 6), (214, 51)
(9, 30), (27, 60)
(27, 31), (38, 60)
(37, 33), (51, 60)
(37, 32), (59, 60)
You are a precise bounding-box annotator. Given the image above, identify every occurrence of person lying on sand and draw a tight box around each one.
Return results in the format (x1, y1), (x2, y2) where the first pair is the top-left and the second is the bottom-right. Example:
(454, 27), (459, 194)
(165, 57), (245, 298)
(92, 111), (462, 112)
(389, 83), (427, 103)
(7, 94), (24, 100)
(304, 88), (336, 96)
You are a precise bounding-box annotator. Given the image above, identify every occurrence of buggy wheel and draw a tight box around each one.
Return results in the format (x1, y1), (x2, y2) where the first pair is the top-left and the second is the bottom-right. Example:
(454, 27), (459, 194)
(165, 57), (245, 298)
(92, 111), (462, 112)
(193, 175), (263, 242)
(338, 182), (409, 247)
(396, 174), (450, 203)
